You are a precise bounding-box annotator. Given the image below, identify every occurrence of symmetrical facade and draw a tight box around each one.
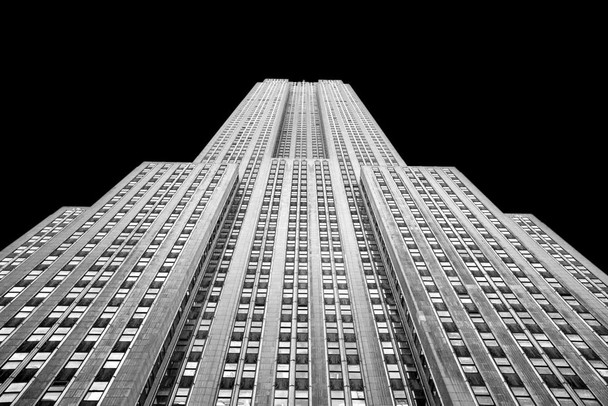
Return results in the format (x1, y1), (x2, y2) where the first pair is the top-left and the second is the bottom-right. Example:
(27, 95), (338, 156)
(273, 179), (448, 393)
(0, 79), (606, 406)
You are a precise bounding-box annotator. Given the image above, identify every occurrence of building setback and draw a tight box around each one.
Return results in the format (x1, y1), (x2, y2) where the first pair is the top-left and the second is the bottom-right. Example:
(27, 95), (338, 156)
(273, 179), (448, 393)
(0, 79), (606, 406)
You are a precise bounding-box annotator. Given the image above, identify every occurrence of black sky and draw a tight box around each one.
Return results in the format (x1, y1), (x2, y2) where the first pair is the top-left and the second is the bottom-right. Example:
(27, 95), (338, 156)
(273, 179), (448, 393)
(2, 15), (605, 272)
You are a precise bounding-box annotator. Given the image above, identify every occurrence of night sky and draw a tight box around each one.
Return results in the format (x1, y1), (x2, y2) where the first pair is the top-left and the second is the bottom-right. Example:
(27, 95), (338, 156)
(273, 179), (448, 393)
(2, 19), (605, 272)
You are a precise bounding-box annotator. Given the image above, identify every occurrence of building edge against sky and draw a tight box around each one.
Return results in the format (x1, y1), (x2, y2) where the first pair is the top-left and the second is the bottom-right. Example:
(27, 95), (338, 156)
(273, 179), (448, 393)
(0, 79), (606, 406)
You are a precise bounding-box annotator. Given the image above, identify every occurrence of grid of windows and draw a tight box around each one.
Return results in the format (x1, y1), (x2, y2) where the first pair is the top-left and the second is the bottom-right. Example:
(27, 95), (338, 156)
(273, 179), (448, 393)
(438, 169), (608, 380)
(443, 170), (608, 320)
(0, 165), (186, 344)
(198, 83), (269, 163)
(391, 168), (547, 404)
(140, 170), (237, 406)
(361, 182), (444, 405)
(0, 163), (161, 309)
(321, 82), (419, 405)
(0, 164), (207, 405)
(315, 160), (367, 406)
(272, 160), (310, 406)
(320, 81), (399, 166)
(220, 80), (288, 164)
(152, 180), (240, 404)
(388, 167), (607, 405)
(372, 168), (496, 405)
(512, 216), (608, 307)
(155, 114), (276, 405)
(339, 84), (400, 165)
(294, 84), (325, 158)
(320, 82), (379, 166)
(77, 166), (227, 406)
(274, 86), (296, 158)
(213, 160), (284, 406)
(0, 165), (169, 358)
(309, 87), (326, 159)
(339, 168), (418, 405)
(408, 169), (588, 404)
(344, 171), (418, 404)
(0, 208), (84, 281)
(274, 83), (326, 159)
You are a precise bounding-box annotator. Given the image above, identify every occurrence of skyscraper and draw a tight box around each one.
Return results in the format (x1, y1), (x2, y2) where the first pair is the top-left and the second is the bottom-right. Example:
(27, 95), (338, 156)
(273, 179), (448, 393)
(0, 79), (606, 406)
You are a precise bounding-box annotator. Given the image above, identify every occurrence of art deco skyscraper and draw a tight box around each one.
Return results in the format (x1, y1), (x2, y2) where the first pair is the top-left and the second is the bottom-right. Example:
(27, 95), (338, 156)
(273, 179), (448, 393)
(0, 79), (607, 406)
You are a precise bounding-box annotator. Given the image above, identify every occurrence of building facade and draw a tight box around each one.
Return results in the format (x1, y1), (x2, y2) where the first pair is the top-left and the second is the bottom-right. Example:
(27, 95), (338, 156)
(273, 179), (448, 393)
(0, 79), (606, 406)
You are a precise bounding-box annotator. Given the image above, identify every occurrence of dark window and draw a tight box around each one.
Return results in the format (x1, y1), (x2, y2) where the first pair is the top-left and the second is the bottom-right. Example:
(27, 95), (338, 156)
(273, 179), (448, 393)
(522, 346), (541, 358)
(442, 322), (458, 332)
(225, 353), (239, 363)
(507, 323), (524, 334)
(5, 318), (23, 328)
(563, 375), (586, 390)
(127, 318), (143, 328)
(220, 377), (235, 389)
(39, 341), (59, 352)
(13, 368), (37, 383)
(95, 368), (115, 382)
(453, 346), (470, 357)
(465, 373), (485, 386)
(541, 374), (562, 388)
(295, 378), (308, 390)
(16, 341), (37, 352)
(390, 379), (405, 390)
(60, 318), (77, 327)
(330, 379), (344, 390)
(112, 341), (130, 353)
(579, 348), (600, 361)
(503, 373), (524, 387)
(59, 297), (75, 306)
(487, 346), (506, 358)
(275, 378), (289, 390)
(55, 368), (78, 382)
(544, 347), (563, 359)
(240, 378), (255, 390)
